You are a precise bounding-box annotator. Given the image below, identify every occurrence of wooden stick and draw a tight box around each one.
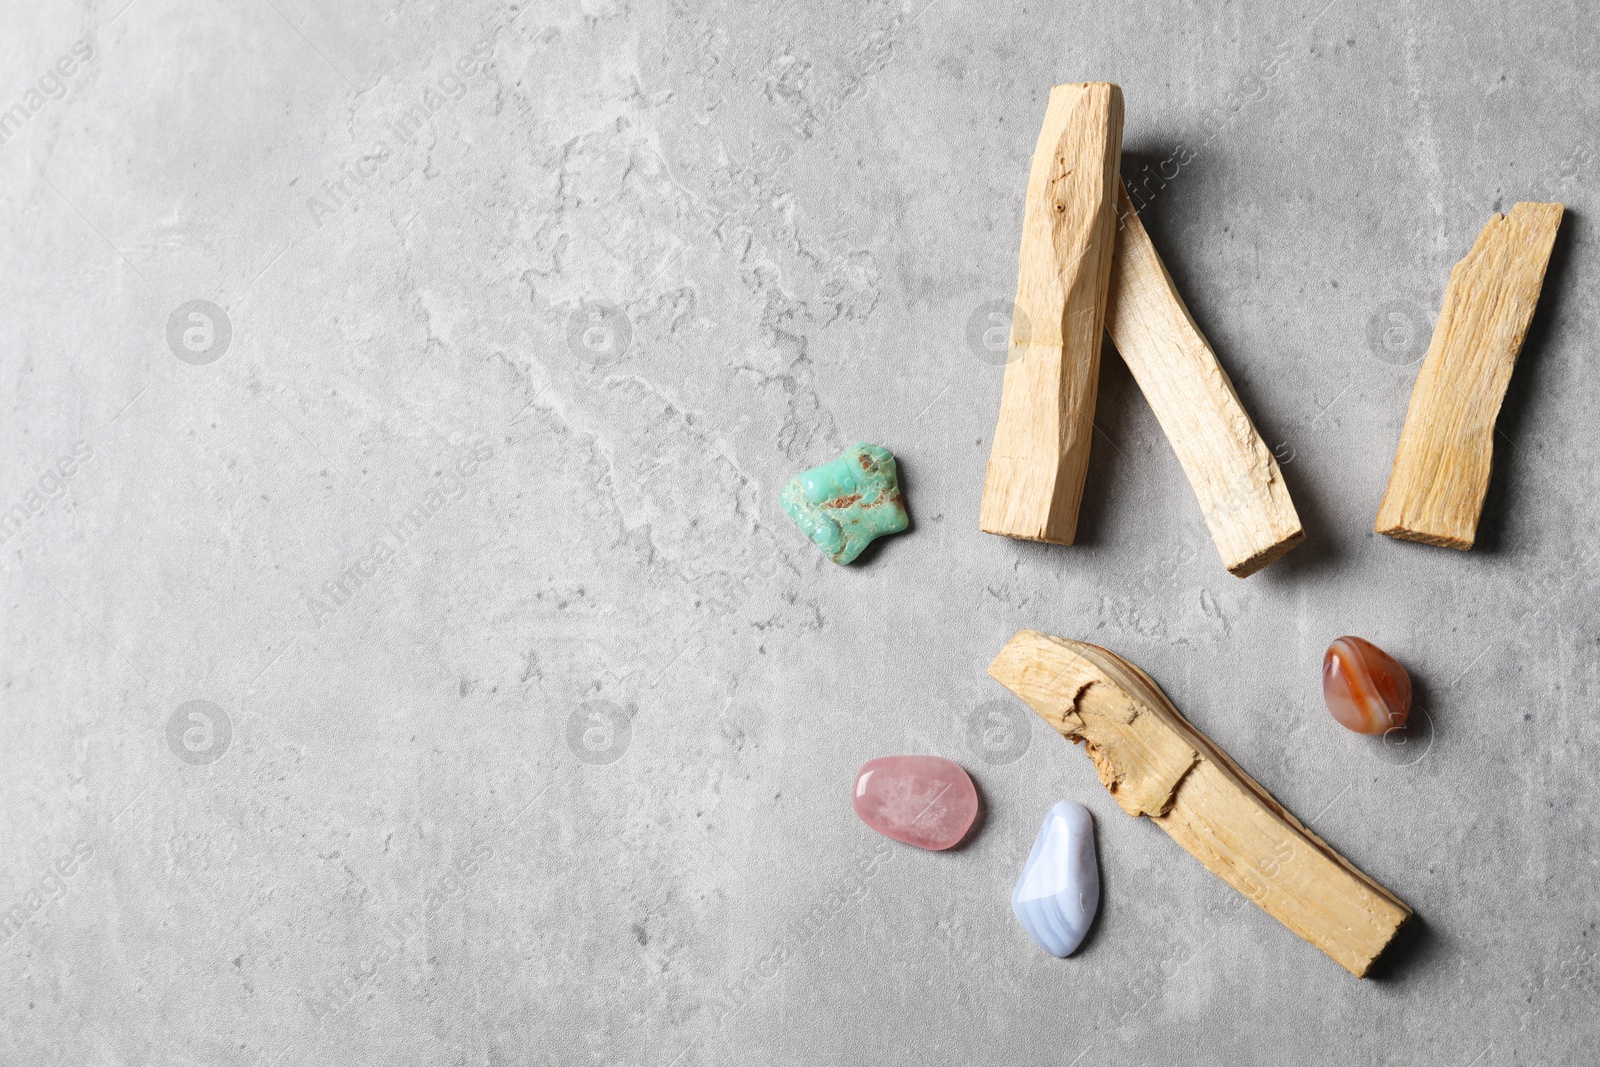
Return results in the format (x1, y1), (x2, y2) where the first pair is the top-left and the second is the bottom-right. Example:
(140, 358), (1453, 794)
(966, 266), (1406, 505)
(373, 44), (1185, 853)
(989, 629), (1412, 977)
(980, 83), (1124, 544)
(1375, 202), (1564, 549)
(1105, 187), (1305, 576)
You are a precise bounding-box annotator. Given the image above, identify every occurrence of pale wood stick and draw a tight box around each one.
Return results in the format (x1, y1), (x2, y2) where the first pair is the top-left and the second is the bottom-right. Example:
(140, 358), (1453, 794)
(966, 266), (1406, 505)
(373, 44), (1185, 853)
(980, 83), (1124, 544)
(1105, 187), (1304, 576)
(1375, 202), (1564, 549)
(989, 629), (1412, 978)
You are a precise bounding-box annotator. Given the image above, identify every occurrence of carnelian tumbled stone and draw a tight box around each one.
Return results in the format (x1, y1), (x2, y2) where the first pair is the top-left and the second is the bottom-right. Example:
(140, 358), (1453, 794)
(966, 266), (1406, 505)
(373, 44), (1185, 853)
(852, 755), (978, 850)
(1323, 637), (1412, 734)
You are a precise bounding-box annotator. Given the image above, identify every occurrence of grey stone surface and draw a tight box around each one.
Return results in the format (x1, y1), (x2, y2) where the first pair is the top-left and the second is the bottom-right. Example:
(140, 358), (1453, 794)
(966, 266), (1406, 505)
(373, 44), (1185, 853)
(2, 0), (1598, 1063)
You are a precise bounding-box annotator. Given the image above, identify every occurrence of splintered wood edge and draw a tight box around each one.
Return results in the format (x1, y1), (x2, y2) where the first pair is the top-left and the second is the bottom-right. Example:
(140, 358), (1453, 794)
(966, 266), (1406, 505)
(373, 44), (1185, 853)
(1373, 524), (1473, 551)
(1227, 526), (1307, 577)
(1106, 186), (1304, 577)
(989, 629), (1412, 977)
(1375, 201), (1564, 548)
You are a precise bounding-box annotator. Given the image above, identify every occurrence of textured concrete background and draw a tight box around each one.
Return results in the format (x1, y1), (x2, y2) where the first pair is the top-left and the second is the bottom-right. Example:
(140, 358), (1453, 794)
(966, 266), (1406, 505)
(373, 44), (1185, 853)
(2, 0), (1598, 1064)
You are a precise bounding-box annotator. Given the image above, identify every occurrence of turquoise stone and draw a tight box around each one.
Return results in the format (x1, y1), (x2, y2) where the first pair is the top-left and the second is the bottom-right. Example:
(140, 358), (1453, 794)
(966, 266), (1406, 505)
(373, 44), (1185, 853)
(781, 444), (909, 564)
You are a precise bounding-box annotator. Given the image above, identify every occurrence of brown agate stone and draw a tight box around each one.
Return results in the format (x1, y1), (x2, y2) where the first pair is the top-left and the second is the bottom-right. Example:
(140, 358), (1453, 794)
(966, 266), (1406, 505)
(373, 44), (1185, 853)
(1323, 637), (1412, 735)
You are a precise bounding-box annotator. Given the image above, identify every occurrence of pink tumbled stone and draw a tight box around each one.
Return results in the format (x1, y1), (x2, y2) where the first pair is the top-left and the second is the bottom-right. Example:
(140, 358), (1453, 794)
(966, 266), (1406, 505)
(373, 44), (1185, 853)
(852, 755), (979, 850)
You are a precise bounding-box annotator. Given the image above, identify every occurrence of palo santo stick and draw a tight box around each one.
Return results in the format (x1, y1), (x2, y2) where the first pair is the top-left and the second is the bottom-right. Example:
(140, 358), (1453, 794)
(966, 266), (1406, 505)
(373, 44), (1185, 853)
(1375, 202), (1563, 549)
(980, 83), (1124, 544)
(989, 629), (1411, 977)
(1105, 187), (1304, 576)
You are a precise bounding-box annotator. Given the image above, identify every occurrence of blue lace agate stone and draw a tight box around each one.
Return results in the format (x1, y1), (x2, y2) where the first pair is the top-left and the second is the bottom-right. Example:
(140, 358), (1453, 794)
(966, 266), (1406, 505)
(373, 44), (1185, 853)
(1012, 800), (1099, 957)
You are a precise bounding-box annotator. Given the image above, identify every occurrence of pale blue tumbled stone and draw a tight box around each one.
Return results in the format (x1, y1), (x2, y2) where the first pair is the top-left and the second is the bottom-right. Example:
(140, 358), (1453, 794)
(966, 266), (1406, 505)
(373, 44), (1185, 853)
(1012, 800), (1099, 958)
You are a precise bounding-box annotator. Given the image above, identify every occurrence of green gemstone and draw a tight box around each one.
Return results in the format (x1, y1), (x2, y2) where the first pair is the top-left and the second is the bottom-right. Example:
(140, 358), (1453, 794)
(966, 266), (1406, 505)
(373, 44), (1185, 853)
(781, 443), (909, 564)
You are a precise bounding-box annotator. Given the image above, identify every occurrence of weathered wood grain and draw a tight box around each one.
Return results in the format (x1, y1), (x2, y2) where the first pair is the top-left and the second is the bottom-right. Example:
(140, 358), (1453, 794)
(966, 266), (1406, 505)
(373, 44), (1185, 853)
(1105, 186), (1304, 576)
(980, 83), (1124, 544)
(1376, 202), (1563, 549)
(989, 629), (1412, 977)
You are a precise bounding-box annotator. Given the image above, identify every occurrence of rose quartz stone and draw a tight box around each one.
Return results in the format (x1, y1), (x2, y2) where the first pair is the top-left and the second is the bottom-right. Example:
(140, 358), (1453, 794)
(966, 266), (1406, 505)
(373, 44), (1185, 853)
(852, 755), (978, 850)
(1323, 636), (1413, 734)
